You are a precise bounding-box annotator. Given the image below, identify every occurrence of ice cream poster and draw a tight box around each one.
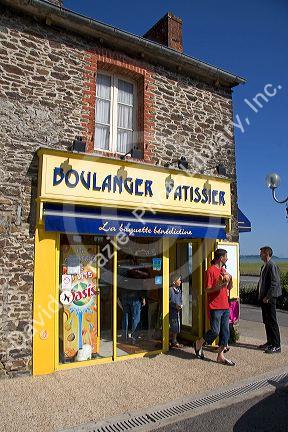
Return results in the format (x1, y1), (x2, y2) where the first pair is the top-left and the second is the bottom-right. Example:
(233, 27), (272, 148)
(61, 244), (99, 361)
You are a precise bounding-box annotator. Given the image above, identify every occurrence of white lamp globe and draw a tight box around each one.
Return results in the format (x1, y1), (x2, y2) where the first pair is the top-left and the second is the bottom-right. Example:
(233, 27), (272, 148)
(265, 173), (281, 189)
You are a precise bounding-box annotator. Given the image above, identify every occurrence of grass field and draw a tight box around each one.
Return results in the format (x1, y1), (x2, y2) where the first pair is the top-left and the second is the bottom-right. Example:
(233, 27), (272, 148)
(240, 261), (288, 276)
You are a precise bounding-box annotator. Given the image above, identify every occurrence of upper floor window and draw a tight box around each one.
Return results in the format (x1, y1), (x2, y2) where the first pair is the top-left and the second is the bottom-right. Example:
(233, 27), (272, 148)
(95, 73), (136, 154)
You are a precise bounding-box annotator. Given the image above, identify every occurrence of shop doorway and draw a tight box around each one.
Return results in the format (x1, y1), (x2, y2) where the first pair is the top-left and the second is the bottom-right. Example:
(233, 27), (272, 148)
(116, 237), (163, 356)
(176, 240), (203, 340)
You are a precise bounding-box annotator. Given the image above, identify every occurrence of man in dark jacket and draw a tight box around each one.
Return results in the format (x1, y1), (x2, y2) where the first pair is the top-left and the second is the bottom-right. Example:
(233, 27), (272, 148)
(258, 246), (282, 354)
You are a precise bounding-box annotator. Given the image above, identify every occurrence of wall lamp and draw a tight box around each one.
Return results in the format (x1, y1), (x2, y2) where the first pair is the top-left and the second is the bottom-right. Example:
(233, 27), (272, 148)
(266, 173), (288, 217)
(164, 156), (189, 170)
(120, 147), (143, 160)
(71, 136), (86, 152)
(216, 164), (227, 176)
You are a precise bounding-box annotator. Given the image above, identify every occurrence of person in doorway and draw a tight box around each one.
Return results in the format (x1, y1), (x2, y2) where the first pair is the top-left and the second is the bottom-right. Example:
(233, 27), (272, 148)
(121, 260), (148, 342)
(257, 246), (282, 353)
(169, 275), (183, 348)
(194, 249), (235, 366)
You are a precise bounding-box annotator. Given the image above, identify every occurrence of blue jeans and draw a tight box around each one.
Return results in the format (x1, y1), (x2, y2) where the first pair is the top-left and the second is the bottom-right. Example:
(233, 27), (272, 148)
(204, 309), (230, 347)
(122, 297), (142, 339)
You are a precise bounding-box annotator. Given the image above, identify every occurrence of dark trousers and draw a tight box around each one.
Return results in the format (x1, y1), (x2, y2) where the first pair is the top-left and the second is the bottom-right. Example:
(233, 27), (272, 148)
(122, 297), (142, 339)
(261, 298), (281, 347)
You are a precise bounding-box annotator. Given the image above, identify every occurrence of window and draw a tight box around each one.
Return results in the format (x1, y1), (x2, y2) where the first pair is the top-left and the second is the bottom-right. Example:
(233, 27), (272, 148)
(95, 73), (136, 154)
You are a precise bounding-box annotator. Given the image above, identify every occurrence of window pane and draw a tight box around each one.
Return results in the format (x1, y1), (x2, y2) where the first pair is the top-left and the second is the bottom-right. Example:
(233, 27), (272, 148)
(117, 129), (133, 154)
(96, 74), (111, 99)
(95, 125), (110, 150)
(59, 235), (113, 364)
(117, 104), (133, 129)
(118, 79), (133, 105)
(96, 98), (110, 125)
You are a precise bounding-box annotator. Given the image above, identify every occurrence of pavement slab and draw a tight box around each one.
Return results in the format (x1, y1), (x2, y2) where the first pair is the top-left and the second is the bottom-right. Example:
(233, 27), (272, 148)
(0, 333), (288, 432)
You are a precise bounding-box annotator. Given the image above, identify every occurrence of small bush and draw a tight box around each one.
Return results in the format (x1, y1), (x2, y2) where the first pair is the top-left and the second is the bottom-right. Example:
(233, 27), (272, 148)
(229, 324), (240, 344)
(240, 272), (288, 311)
(280, 272), (288, 294)
(239, 282), (258, 306)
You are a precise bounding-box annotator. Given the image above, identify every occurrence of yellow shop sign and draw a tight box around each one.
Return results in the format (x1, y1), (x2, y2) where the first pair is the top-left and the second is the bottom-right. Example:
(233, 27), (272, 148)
(38, 149), (231, 217)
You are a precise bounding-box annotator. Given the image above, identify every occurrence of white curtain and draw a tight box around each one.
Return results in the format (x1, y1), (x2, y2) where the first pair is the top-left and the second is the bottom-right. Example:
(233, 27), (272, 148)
(96, 74), (111, 99)
(118, 79), (133, 105)
(95, 74), (111, 150)
(117, 130), (133, 154)
(117, 79), (134, 154)
(95, 126), (110, 150)
(94, 75), (135, 153)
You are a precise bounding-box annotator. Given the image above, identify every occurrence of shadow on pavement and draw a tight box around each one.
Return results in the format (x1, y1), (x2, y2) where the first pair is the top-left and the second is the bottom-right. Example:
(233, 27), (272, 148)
(234, 379), (288, 432)
(233, 342), (260, 351)
(165, 348), (194, 360)
(165, 347), (215, 362)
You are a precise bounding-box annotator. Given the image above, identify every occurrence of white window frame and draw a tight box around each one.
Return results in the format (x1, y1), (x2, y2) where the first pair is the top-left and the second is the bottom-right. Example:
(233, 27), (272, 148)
(94, 71), (137, 154)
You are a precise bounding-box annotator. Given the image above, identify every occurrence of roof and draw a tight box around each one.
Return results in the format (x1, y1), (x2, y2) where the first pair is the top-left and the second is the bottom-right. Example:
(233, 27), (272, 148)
(0, 0), (246, 87)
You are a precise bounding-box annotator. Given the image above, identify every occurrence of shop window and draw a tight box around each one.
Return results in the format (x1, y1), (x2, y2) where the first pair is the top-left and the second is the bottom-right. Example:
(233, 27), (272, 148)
(95, 72), (136, 154)
(58, 234), (163, 364)
(59, 235), (113, 363)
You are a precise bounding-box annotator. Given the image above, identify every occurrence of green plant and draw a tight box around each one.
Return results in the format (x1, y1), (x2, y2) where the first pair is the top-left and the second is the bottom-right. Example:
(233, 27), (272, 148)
(229, 324), (240, 344)
(240, 273), (288, 311)
(280, 271), (288, 294)
(239, 282), (258, 306)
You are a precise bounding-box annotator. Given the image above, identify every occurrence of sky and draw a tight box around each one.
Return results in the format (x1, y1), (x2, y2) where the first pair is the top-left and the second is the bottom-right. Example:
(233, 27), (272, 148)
(65, 0), (288, 257)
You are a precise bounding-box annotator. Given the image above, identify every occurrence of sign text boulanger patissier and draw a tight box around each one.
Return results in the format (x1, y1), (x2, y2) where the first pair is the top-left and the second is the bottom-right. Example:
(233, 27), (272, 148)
(39, 152), (231, 217)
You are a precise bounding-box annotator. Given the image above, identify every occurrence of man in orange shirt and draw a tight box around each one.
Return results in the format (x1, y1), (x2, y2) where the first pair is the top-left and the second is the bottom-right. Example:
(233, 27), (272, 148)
(194, 249), (235, 366)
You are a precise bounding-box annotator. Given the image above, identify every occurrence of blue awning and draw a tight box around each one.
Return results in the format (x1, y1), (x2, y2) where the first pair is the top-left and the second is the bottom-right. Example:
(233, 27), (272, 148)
(43, 203), (227, 239)
(238, 207), (252, 233)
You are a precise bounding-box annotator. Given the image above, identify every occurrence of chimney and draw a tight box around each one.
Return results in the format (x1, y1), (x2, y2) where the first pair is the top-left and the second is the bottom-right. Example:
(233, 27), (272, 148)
(143, 12), (183, 53)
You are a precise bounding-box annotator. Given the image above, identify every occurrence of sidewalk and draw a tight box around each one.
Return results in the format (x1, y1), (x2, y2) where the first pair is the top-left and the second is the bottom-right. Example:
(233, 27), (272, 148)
(0, 332), (287, 432)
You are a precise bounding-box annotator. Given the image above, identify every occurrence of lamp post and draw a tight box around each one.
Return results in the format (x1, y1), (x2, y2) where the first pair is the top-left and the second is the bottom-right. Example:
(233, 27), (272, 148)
(266, 173), (288, 217)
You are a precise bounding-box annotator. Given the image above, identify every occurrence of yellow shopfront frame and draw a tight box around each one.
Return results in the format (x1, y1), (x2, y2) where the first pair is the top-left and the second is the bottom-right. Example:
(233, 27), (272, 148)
(33, 229), (170, 375)
(33, 149), (233, 375)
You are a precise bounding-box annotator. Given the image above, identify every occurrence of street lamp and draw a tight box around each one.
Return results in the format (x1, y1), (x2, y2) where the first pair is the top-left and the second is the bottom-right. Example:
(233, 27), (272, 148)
(266, 173), (288, 217)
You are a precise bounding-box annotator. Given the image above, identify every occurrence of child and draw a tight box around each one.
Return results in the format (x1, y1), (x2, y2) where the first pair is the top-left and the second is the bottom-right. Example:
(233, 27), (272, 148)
(169, 275), (183, 348)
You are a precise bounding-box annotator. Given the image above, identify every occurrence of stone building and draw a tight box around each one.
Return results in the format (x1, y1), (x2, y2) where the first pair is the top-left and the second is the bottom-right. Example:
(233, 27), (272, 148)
(0, 0), (245, 377)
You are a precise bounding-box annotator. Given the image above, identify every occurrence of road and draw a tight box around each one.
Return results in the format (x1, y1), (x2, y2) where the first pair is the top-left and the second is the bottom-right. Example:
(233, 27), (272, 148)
(240, 275), (259, 283)
(239, 303), (288, 341)
(240, 303), (288, 326)
(154, 388), (288, 432)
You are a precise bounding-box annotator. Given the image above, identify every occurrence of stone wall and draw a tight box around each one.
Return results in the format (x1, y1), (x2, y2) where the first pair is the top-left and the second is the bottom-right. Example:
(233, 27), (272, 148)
(0, 5), (238, 376)
(150, 68), (238, 241)
(0, 7), (86, 376)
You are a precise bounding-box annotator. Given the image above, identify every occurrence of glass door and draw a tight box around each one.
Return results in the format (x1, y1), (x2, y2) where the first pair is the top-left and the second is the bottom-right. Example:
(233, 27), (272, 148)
(176, 240), (202, 339)
(116, 237), (163, 356)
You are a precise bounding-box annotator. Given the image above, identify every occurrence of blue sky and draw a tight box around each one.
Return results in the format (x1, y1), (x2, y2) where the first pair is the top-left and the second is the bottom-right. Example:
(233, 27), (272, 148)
(65, 0), (288, 257)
